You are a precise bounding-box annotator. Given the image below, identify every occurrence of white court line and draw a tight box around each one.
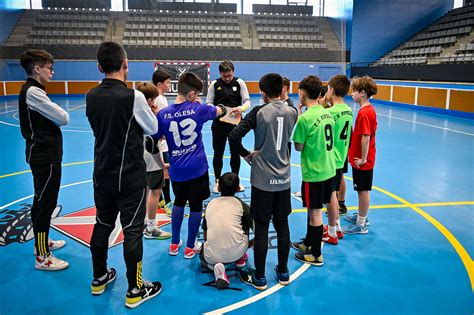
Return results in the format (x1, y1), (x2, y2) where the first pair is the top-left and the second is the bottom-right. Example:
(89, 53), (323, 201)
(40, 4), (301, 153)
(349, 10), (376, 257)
(203, 261), (313, 314)
(378, 113), (474, 136)
(0, 180), (92, 210)
(0, 108), (19, 115)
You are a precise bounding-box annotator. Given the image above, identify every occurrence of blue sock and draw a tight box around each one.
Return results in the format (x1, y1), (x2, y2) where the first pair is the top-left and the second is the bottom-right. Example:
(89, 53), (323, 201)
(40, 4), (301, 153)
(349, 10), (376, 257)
(187, 211), (202, 248)
(171, 205), (184, 245)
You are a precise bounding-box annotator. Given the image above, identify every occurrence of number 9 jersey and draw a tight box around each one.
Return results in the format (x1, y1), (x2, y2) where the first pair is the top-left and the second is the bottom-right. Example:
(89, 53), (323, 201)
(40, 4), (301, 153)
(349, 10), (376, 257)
(292, 105), (336, 182)
(154, 101), (217, 182)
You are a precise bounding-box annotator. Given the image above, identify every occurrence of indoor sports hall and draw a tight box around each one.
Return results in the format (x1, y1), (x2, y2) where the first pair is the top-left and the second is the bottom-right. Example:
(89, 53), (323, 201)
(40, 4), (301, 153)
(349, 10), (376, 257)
(0, 0), (473, 314)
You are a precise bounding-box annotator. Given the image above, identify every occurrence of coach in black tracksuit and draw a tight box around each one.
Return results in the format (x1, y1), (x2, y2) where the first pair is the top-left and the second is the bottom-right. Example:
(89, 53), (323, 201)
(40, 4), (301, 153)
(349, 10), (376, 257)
(206, 60), (250, 192)
(86, 43), (160, 303)
(18, 50), (69, 269)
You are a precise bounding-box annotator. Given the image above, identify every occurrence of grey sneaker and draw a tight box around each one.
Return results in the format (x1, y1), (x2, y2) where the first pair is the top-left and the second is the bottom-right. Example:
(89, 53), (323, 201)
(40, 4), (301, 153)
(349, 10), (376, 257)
(144, 228), (171, 240)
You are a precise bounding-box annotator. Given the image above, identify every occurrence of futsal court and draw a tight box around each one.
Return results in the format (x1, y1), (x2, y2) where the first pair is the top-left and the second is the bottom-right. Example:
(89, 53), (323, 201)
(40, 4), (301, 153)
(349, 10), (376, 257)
(0, 94), (473, 314)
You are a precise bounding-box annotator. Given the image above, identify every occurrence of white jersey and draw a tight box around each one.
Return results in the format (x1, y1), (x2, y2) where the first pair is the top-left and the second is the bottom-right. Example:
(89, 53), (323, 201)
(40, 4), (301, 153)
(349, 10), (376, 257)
(203, 196), (249, 265)
(143, 95), (169, 172)
(156, 95), (169, 153)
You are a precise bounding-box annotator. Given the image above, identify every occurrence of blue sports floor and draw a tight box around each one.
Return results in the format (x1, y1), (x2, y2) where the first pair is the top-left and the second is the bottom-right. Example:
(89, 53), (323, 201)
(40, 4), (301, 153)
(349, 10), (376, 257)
(0, 95), (473, 315)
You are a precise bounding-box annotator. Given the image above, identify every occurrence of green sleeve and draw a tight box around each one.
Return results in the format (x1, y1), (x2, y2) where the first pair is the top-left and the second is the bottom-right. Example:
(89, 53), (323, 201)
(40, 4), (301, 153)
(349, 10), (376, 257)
(292, 115), (307, 144)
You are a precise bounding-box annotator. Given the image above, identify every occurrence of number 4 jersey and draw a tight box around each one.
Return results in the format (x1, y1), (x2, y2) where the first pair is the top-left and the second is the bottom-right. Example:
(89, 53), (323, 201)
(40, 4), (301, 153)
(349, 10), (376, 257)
(154, 101), (216, 182)
(292, 105), (336, 182)
(327, 103), (353, 169)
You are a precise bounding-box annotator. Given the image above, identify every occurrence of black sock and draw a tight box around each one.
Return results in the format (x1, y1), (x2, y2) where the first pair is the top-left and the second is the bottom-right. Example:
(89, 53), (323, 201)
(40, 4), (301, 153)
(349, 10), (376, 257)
(309, 224), (323, 257)
(303, 215), (311, 247)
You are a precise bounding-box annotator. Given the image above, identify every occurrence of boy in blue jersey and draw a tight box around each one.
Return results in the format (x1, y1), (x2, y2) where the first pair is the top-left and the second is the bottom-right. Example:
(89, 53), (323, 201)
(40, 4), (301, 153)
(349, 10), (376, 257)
(153, 72), (226, 259)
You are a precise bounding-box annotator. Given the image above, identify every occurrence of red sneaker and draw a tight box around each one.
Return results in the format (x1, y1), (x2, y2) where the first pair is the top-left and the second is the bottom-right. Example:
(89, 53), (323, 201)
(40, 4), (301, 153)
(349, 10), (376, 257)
(324, 225), (344, 239)
(322, 230), (338, 245)
(235, 252), (248, 268)
(184, 242), (202, 259)
(168, 239), (183, 256)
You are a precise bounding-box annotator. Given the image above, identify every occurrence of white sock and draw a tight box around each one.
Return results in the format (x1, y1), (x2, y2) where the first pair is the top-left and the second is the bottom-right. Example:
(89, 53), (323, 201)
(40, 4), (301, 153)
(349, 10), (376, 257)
(336, 219), (342, 231)
(356, 215), (367, 227)
(328, 225), (337, 237)
(146, 218), (156, 232)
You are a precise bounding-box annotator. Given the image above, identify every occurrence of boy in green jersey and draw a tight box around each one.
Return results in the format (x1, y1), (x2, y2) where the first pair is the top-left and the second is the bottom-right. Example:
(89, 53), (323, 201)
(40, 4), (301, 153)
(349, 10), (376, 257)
(291, 75), (336, 266)
(322, 75), (353, 245)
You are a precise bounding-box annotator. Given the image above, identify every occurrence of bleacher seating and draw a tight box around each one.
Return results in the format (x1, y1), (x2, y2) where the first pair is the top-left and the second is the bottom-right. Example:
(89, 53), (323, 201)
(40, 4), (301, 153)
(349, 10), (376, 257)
(374, 5), (474, 66)
(122, 11), (242, 49)
(255, 14), (327, 49)
(441, 40), (474, 63)
(25, 8), (108, 46)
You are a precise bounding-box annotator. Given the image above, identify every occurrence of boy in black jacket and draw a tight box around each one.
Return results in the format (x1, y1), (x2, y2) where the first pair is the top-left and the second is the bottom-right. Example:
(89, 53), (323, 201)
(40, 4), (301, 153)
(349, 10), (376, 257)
(86, 42), (160, 309)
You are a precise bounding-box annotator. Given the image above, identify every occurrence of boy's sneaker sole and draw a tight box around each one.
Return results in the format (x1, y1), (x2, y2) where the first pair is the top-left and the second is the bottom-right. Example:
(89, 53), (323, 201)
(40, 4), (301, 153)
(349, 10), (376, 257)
(91, 268), (117, 295)
(295, 252), (324, 267)
(215, 278), (230, 289)
(125, 285), (162, 309)
(240, 278), (267, 291)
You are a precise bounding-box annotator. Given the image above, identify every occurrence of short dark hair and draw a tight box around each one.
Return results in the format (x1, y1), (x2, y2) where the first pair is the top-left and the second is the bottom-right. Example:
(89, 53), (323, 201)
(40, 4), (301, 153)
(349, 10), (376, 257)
(96, 42), (127, 74)
(152, 69), (171, 85)
(320, 86), (328, 98)
(177, 72), (203, 96)
(282, 77), (290, 89)
(328, 74), (350, 97)
(299, 75), (323, 100)
(219, 60), (234, 73)
(20, 49), (54, 75)
(136, 82), (159, 100)
(219, 172), (239, 196)
(352, 76), (378, 98)
(259, 73), (283, 98)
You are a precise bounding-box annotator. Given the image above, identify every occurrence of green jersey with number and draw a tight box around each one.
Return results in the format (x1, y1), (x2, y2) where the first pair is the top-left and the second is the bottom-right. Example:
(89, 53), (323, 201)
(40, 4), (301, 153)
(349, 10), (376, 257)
(328, 103), (353, 169)
(292, 105), (336, 182)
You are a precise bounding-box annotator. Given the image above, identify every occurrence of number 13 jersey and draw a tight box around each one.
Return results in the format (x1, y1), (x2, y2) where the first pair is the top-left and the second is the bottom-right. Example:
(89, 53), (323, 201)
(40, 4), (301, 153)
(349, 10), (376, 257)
(155, 101), (216, 182)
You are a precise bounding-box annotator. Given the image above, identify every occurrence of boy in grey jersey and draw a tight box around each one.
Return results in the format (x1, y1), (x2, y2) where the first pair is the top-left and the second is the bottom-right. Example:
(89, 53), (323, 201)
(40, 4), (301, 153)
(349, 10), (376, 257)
(229, 73), (297, 290)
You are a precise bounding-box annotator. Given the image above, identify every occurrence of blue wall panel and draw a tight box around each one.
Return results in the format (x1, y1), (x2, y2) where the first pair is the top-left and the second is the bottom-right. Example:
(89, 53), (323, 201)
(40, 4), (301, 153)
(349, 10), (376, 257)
(351, 0), (454, 63)
(0, 8), (23, 44)
(0, 60), (345, 82)
(325, 0), (353, 50)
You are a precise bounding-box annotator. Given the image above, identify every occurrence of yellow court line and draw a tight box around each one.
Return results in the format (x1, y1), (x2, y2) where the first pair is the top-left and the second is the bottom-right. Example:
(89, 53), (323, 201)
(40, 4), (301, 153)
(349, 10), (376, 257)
(291, 201), (474, 213)
(366, 180), (474, 291)
(0, 160), (93, 179)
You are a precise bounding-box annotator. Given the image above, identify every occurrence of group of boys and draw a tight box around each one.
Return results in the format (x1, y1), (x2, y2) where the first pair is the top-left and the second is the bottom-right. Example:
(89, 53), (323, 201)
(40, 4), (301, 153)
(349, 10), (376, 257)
(18, 42), (378, 308)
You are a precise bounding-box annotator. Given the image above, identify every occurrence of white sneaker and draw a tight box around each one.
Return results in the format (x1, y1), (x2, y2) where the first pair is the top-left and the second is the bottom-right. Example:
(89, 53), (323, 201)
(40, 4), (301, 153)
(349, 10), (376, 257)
(212, 181), (219, 194)
(214, 263), (229, 289)
(33, 238), (66, 256)
(238, 184), (245, 192)
(35, 253), (69, 271)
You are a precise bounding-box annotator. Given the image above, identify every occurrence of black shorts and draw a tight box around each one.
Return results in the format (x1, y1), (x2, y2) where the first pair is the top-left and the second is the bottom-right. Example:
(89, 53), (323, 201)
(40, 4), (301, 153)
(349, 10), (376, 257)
(146, 170), (164, 190)
(250, 186), (291, 222)
(171, 172), (210, 212)
(334, 168), (344, 191)
(352, 167), (373, 191)
(342, 158), (348, 173)
(301, 177), (336, 210)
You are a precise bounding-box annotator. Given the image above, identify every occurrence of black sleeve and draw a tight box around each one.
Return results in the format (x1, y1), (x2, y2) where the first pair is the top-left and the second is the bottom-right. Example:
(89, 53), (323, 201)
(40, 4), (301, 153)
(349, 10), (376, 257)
(228, 105), (260, 157)
(236, 197), (253, 235)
